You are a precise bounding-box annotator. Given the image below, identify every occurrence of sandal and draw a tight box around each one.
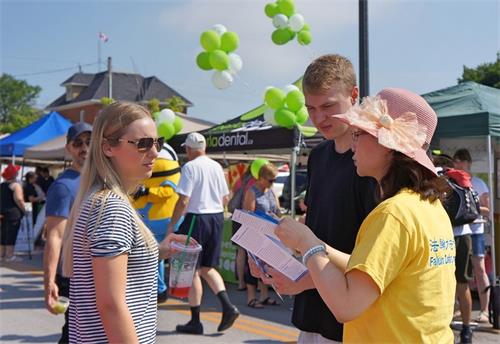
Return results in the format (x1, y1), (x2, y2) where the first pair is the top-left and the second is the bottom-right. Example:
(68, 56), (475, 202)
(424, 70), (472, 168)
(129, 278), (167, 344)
(247, 298), (264, 308)
(237, 286), (247, 291)
(261, 297), (279, 306)
(476, 311), (489, 323)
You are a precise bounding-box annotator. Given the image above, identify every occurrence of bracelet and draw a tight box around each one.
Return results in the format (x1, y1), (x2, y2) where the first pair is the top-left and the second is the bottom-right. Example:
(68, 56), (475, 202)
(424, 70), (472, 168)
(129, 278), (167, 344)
(302, 244), (326, 266)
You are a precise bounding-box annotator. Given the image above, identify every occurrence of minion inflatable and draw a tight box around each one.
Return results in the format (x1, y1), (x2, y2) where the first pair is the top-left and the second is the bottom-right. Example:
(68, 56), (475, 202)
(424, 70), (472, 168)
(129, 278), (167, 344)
(133, 143), (181, 301)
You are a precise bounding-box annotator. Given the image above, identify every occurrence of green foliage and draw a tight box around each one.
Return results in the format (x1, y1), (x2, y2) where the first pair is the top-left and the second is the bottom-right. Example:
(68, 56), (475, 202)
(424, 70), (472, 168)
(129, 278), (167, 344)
(148, 98), (161, 113)
(163, 96), (187, 113)
(100, 97), (114, 106)
(458, 52), (500, 88)
(0, 74), (42, 133)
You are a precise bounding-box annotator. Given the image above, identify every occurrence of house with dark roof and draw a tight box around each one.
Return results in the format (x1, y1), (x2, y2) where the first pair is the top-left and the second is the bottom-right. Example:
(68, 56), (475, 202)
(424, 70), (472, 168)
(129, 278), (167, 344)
(46, 71), (193, 124)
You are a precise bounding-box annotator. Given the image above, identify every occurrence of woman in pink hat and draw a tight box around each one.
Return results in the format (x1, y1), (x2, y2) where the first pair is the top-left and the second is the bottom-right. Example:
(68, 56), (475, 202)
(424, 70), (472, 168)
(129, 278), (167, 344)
(270, 88), (455, 342)
(1, 163), (26, 262)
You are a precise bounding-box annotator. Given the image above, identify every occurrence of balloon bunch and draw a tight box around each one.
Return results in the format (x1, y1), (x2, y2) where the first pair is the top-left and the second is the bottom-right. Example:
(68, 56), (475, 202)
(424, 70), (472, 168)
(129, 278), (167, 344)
(196, 24), (243, 90)
(263, 85), (308, 129)
(265, 0), (312, 46)
(154, 108), (183, 141)
(250, 158), (270, 179)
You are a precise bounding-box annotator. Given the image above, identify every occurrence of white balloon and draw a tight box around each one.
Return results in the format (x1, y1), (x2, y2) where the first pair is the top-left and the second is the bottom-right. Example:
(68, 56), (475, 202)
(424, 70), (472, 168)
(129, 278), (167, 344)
(158, 108), (176, 123)
(283, 84), (300, 94)
(212, 71), (233, 90)
(272, 14), (288, 29)
(211, 24), (227, 36)
(263, 107), (278, 126)
(288, 13), (305, 32)
(228, 53), (243, 74)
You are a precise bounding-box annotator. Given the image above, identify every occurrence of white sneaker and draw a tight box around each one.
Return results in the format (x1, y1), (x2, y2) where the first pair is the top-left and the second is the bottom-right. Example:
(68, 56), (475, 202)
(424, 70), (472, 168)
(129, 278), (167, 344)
(5, 256), (22, 262)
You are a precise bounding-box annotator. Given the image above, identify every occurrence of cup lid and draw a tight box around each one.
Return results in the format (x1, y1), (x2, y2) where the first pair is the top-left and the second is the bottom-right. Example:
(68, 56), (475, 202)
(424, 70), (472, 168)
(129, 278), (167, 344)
(170, 241), (202, 253)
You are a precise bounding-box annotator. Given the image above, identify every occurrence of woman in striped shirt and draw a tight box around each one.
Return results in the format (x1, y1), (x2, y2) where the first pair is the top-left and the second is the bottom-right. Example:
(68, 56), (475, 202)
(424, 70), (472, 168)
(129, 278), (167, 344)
(62, 102), (192, 343)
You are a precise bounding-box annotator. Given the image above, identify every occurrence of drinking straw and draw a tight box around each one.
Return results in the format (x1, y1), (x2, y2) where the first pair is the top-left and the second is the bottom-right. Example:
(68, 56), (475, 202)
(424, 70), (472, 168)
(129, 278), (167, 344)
(184, 215), (196, 246)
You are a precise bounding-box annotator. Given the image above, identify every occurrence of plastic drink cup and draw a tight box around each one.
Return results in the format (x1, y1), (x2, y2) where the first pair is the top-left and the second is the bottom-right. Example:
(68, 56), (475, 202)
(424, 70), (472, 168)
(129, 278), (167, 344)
(169, 242), (202, 298)
(53, 296), (69, 314)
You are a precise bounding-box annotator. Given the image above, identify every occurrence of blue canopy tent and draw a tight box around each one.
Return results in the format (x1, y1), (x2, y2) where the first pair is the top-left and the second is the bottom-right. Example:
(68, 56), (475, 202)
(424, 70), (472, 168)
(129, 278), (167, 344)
(0, 111), (71, 157)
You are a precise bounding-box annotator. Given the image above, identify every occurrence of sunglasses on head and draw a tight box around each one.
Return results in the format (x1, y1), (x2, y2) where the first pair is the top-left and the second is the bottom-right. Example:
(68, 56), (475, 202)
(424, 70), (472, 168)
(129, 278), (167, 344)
(72, 139), (91, 148)
(118, 137), (165, 152)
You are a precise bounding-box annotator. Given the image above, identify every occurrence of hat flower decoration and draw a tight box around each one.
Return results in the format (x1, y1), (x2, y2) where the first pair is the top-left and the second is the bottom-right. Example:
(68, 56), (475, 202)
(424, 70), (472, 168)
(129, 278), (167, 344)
(346, 95), (428, 158)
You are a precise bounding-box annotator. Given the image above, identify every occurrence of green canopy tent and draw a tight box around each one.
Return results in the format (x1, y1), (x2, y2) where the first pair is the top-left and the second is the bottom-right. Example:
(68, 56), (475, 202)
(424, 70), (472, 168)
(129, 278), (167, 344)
(423, 81), (500, 278)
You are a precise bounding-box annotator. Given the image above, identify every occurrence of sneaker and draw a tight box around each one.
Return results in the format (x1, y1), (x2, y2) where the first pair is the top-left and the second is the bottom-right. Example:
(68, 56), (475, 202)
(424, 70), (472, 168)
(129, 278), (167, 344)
(475, 311), (489, 323)
(157, 290), (168, 304)
(217, 305), (240, 332)
(459, 327), (472, 344)
(175, 321), (203, 335)
(5, 256), (22, 262)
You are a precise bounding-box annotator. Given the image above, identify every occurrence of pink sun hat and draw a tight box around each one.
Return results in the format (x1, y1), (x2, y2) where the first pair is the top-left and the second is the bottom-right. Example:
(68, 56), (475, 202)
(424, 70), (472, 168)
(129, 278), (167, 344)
(333, 88), (438, 175)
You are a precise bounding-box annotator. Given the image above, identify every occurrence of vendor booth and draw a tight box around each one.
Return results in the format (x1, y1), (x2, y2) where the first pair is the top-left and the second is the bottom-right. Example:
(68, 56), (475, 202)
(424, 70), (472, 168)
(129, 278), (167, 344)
(423, 81), (500, 279)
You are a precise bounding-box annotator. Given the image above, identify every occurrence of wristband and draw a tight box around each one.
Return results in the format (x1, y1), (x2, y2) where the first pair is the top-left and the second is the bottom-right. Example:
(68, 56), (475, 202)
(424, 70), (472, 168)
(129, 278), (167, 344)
(302, 244), (326, 266)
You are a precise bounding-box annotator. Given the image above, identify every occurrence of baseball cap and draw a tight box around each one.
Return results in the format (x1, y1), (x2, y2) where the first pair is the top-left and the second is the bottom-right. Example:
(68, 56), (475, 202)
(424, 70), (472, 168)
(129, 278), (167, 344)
(67, 122), (93, 143)
(181, 132), (206, 150)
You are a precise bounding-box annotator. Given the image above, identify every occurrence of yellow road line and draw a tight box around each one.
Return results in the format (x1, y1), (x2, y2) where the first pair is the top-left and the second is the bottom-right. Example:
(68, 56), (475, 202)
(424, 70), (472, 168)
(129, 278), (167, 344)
(162, 299), (298, 342)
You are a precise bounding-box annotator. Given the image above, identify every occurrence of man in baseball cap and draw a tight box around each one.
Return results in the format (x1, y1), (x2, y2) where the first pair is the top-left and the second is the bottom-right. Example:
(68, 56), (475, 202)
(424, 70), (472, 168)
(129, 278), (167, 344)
(44, 122), (92, 343)
(181, 132), (206, 150)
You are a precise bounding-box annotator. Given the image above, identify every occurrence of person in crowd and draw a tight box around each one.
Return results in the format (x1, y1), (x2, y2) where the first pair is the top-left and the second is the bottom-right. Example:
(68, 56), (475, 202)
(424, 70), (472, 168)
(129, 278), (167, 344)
(36, 166), (54, 194)
(0, 164), (26, 262)
(252, 54), (378, 343)
(43, 122), (92, 344)
(61, 101), (191, 343)
(242, 162), (281, 308)
(167, 132), (240, 335)
(23, 171), (45, 225)
(271, 88), (456, 343)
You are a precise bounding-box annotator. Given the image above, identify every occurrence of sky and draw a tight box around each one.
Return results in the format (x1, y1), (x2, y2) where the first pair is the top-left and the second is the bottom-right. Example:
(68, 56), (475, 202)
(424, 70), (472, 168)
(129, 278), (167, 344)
(1, 0), (499, 124)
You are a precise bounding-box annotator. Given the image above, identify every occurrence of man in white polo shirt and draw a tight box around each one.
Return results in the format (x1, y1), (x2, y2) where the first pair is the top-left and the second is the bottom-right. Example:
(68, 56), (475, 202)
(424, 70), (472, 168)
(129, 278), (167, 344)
(166, 132), (239, 335)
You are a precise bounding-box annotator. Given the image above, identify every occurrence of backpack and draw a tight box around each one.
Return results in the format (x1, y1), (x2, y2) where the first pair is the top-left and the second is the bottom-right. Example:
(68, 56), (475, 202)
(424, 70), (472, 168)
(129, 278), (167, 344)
(227, 173), (253, 213)
(440, 169), (481, 226)
(486, 283), (500, 329)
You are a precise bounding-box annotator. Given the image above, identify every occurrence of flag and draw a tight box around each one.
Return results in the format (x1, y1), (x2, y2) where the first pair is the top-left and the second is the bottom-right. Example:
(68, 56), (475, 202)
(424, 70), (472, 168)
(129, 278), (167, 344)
(98, 32), (109, 43)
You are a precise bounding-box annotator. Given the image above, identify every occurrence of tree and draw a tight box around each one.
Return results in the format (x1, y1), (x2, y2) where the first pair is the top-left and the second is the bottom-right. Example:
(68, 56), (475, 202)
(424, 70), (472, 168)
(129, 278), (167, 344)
(458, 52), (500, 88)
(100, 97), (114, 106)
(0, 74), (42, 133)
(148, 98), (160, 114)
(163, 96), (187, 113)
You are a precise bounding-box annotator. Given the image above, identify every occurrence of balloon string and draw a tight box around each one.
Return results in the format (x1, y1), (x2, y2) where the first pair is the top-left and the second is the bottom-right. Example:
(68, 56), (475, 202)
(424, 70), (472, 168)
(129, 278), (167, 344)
(234, 73), (260, 98)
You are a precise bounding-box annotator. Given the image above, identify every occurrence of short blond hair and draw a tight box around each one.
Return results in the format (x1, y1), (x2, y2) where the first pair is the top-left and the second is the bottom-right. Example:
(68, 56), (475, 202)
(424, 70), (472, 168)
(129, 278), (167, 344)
(302, 54), (357, 95)
(259, 163), (278, 180)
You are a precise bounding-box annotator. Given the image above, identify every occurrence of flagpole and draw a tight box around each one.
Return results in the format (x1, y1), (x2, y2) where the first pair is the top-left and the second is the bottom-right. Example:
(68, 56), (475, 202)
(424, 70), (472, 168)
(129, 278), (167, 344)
(98, 33), (102, 72)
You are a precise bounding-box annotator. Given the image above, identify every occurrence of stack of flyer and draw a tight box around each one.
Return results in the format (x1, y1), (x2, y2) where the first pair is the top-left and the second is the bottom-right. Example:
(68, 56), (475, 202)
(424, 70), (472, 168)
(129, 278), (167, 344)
(231, 209), (308, 282)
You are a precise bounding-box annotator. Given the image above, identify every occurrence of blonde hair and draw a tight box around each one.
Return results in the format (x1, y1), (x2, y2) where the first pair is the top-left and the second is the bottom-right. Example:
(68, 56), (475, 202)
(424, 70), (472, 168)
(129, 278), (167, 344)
(302, 54), (357, 95)
(62, 102), (156, 277)
(259, 163), (278, 180)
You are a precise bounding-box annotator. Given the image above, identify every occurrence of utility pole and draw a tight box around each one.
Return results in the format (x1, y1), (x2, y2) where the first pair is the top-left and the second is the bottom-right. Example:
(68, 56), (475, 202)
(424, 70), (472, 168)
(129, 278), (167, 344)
(359, 0), (369, 98)
(107, 57), (112, 99)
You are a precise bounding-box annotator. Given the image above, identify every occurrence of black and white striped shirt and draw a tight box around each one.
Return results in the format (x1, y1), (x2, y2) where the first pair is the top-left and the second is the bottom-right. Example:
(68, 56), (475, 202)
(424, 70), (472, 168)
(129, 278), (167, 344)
(69, 191), (158, 343)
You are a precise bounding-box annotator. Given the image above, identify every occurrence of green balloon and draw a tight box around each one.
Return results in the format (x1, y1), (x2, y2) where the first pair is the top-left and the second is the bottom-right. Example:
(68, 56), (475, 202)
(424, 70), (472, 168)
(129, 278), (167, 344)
(278, 0), (295, 17)
(173, 116), (183, 134)
(295, 107), (309, 125)
(153, 112), (161, 121)
(200, 30), (220, 52)
(275, 108), (297, 129)
(271, 28), (292, 45)
(285, 90), (305, 112)
(265, 88), (286, 109)
(297, 30), (312, 45)
(158, 121), (175, 141)
(251, 158), (269, 179)
(196, 52), (213, 70)
(264, 3), (279, 18)
(286, 27), (296, 40)
(220, 32), (239, 53)
(302, 23), (310, 31)
(209, 50), (230, 71)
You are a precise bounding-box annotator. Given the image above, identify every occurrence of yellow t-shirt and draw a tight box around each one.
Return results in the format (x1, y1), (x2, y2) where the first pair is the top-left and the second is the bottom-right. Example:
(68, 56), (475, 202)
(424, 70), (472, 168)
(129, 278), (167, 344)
(344, 189), (456, 344)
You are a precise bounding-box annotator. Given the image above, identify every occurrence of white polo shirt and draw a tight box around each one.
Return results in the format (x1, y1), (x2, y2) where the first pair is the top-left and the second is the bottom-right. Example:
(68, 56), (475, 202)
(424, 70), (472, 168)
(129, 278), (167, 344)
(177, 155), (229, 214)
